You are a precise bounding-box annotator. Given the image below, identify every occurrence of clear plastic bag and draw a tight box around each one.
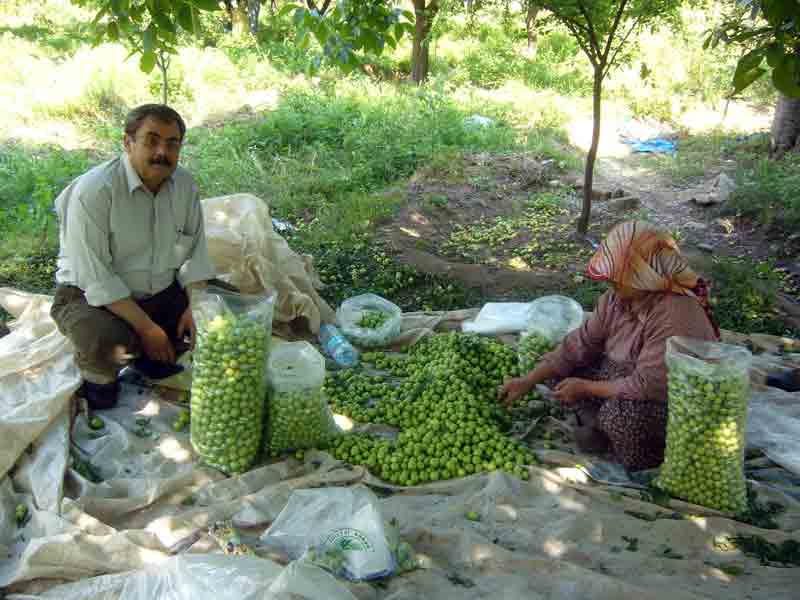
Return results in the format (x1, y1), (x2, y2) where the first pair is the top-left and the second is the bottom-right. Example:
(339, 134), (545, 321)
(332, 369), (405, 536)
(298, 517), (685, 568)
(260, 485), (397, 581)
(655, 337), (752, 514)
(461, 302), (535, 335)
(190, 286), (275, 475)
(337, 294), (402, 348)
(266, 341), (340, 455)
(518, 296), (583, 373)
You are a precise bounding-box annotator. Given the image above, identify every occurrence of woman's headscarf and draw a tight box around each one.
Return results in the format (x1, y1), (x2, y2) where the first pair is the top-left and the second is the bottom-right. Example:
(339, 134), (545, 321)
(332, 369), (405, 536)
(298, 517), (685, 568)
(587, 221), (720, 337)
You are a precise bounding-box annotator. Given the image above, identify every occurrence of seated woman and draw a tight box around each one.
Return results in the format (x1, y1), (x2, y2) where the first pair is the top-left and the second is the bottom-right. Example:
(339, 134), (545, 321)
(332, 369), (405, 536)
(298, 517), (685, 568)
(498, 221), (720, 471)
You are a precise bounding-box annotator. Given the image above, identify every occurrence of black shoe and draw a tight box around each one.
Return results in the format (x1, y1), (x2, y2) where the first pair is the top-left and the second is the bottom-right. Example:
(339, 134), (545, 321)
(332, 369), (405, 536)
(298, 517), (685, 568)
(80, 380), (120, 411)
(132, 356), (184, 380)
(766, 369), (800, 393)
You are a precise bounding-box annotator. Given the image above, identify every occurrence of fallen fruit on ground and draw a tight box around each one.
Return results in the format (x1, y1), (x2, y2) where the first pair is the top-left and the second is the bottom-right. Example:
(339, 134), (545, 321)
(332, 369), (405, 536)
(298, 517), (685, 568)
(325, 333), (542, 486)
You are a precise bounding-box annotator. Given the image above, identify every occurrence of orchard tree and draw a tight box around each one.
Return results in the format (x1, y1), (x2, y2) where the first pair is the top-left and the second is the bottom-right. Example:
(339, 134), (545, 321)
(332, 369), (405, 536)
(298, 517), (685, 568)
(78, 0), (411, 101)
(73, 0), (220, 104)
(708, 1), (800, 157)
(222, 0), (265, 36)
(539, 0), (681, 235)
(278, 1), (414, 74)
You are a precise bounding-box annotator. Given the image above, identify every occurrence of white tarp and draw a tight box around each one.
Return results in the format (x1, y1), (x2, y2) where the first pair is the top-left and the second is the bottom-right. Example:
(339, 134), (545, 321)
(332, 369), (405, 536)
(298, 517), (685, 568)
(2, 290), (800, 599)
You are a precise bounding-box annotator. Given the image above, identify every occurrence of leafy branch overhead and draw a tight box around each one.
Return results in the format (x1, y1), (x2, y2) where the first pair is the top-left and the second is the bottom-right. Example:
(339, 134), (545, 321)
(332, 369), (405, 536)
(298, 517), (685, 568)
(73, 0), (219, 74)
(279, 1), (415, 71)
(708, 0), (800, 98)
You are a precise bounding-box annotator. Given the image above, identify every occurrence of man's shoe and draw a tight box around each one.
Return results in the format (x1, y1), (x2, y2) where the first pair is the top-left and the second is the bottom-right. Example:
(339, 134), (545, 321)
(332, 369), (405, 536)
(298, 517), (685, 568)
(80, 380), (120, 411)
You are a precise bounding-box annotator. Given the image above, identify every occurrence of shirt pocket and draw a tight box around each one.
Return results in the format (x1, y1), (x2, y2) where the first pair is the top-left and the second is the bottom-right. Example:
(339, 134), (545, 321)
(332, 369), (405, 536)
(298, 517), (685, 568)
(170, 233), (195, 268)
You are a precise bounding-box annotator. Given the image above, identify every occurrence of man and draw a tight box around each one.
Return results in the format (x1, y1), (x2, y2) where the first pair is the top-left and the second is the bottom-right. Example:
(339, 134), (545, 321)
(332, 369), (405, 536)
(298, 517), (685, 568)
(51, 104), (216, 410)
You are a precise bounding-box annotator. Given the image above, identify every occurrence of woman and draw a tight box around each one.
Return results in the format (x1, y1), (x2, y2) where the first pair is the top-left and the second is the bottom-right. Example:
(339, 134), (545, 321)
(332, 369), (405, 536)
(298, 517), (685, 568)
(498, 221), (720, 471)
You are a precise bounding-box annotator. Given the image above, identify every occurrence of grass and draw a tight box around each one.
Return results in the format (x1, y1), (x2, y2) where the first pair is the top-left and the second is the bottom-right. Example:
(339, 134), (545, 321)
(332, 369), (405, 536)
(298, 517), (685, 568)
(728, 152), (800, 235)
(0, 2), (795, 338)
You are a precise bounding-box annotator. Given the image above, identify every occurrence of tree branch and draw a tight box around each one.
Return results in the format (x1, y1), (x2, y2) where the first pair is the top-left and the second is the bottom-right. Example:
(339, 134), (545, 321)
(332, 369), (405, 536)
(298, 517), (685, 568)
(602, 15), (642, 79)
(561, 18), (597, 67)
(600, 0), (630, 65)
(575, 0), (602, 57)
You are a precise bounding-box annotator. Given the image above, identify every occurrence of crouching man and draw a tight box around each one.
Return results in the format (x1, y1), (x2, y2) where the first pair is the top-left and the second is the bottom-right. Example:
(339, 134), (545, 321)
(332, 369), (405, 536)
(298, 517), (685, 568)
(51, 104), (215, 409)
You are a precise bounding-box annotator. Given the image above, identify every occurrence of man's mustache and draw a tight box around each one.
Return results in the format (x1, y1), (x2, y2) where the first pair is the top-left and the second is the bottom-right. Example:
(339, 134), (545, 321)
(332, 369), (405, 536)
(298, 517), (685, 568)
(149, 156), (172, 167)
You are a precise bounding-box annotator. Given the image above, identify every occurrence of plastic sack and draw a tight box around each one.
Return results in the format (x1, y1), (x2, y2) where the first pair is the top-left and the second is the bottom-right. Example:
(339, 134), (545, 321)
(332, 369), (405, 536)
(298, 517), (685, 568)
(113, 554), (356, 600)
(461, 302), (534, 335)
(266, 341), (340, 455)
(656, 337), (752, 514)
(261, 485), (396, 581)
(337, 293), (402, 348)
(518, 295), (583, 372)
(747, 388), (800, 476)
(190, 286), (275, 475)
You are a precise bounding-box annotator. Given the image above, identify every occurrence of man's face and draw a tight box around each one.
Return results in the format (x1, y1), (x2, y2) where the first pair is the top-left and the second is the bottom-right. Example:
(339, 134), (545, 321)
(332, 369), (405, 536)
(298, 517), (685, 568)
(123, 116), (182, 191)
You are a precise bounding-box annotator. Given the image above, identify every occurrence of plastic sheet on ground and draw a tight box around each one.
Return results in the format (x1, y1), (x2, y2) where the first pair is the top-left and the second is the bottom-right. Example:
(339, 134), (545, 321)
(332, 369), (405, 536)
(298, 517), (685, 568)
(3, 290), (800, 598)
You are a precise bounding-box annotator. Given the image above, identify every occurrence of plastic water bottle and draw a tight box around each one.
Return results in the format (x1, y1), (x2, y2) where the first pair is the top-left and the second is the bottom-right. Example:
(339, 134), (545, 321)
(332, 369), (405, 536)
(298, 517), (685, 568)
(319, 324), (359, 368)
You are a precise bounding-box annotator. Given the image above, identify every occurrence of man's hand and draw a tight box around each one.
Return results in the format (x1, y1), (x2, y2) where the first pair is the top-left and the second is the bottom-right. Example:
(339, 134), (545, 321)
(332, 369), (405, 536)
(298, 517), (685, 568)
(497, 376), (534, 407)
(553, 378), (592, 405)
(177, 306), (196, 351)
(140, 323), (176, 364)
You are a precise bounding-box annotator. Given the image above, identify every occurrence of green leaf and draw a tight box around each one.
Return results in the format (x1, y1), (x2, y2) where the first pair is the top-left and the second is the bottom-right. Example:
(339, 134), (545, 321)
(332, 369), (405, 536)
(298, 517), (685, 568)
(143, 27), (155, 54)
(278, 3), (300, 19)
(189, 0), (221, 11)
(767, 43), (786, 69)
(762, 0), (794, 27)
(107, 21), (120, 41)
(177, 4), (194, 32)
(733, 66), (767, 96)
(735, 48), (766, 78)
(91, 6), (108, 25)
(773, 54), (800, 97)
(293, 7), (306, 26)
(140, 50), (157, 73)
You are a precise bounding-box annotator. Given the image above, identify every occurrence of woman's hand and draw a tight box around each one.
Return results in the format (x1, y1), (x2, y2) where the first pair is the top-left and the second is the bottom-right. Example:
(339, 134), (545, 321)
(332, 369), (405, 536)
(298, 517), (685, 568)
(497, 376), (534, 407)
(553, 378), (592, 405)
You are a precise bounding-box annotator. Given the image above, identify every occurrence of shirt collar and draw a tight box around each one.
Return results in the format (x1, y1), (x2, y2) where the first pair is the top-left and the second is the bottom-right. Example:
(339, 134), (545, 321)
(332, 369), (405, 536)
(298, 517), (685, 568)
(121, 152), (174, 194)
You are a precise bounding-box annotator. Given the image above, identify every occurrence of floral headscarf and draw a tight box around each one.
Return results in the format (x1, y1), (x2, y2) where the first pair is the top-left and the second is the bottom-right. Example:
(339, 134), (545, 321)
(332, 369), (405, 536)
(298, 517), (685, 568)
(587, 221), (720, 337)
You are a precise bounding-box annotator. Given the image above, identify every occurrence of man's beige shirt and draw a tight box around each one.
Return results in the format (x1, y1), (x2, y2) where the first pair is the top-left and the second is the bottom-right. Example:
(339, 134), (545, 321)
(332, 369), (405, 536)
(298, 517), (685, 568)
(55, 153), (216, 306)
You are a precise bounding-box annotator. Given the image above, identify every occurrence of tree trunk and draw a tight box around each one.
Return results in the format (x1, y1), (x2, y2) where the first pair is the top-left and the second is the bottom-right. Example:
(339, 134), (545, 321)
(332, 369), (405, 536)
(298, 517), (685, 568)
(580, 69), (603, 235)
(157, 54), (169, 105)
(232, 0), (250, 36)
(525, 3), (540, 56)
(412, 0), (438, 85)
(247, 0), (261, 34)
(771, 93), (800, 158)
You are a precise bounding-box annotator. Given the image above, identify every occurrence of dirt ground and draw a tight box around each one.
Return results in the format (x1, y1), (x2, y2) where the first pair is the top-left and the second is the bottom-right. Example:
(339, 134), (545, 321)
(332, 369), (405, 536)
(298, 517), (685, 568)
(377, 146), (800, 328)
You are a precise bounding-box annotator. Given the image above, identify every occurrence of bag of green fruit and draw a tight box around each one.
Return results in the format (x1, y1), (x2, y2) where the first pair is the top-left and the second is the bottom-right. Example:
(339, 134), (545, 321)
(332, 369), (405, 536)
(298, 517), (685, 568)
(266, 341), (340, 455)
(337, 293), (402, 348)
(655, 336), (752, 515)
(190, 286), (275, 475)
(518, 295), (583, 373)
(261, 485), (402, 581)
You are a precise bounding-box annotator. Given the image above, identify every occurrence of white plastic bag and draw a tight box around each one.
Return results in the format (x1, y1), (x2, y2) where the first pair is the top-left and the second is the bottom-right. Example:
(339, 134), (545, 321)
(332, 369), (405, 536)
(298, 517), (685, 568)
(266, 341), (340, 455)
(190, 286), (275, 475)
(337, 294), (402, 348)
(747, 388), (800, 476)
(519, 295), (583, 372)
(656, 337), (752, 514)
(461, 302), (535, 335)
(261, 485), (396, 581)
